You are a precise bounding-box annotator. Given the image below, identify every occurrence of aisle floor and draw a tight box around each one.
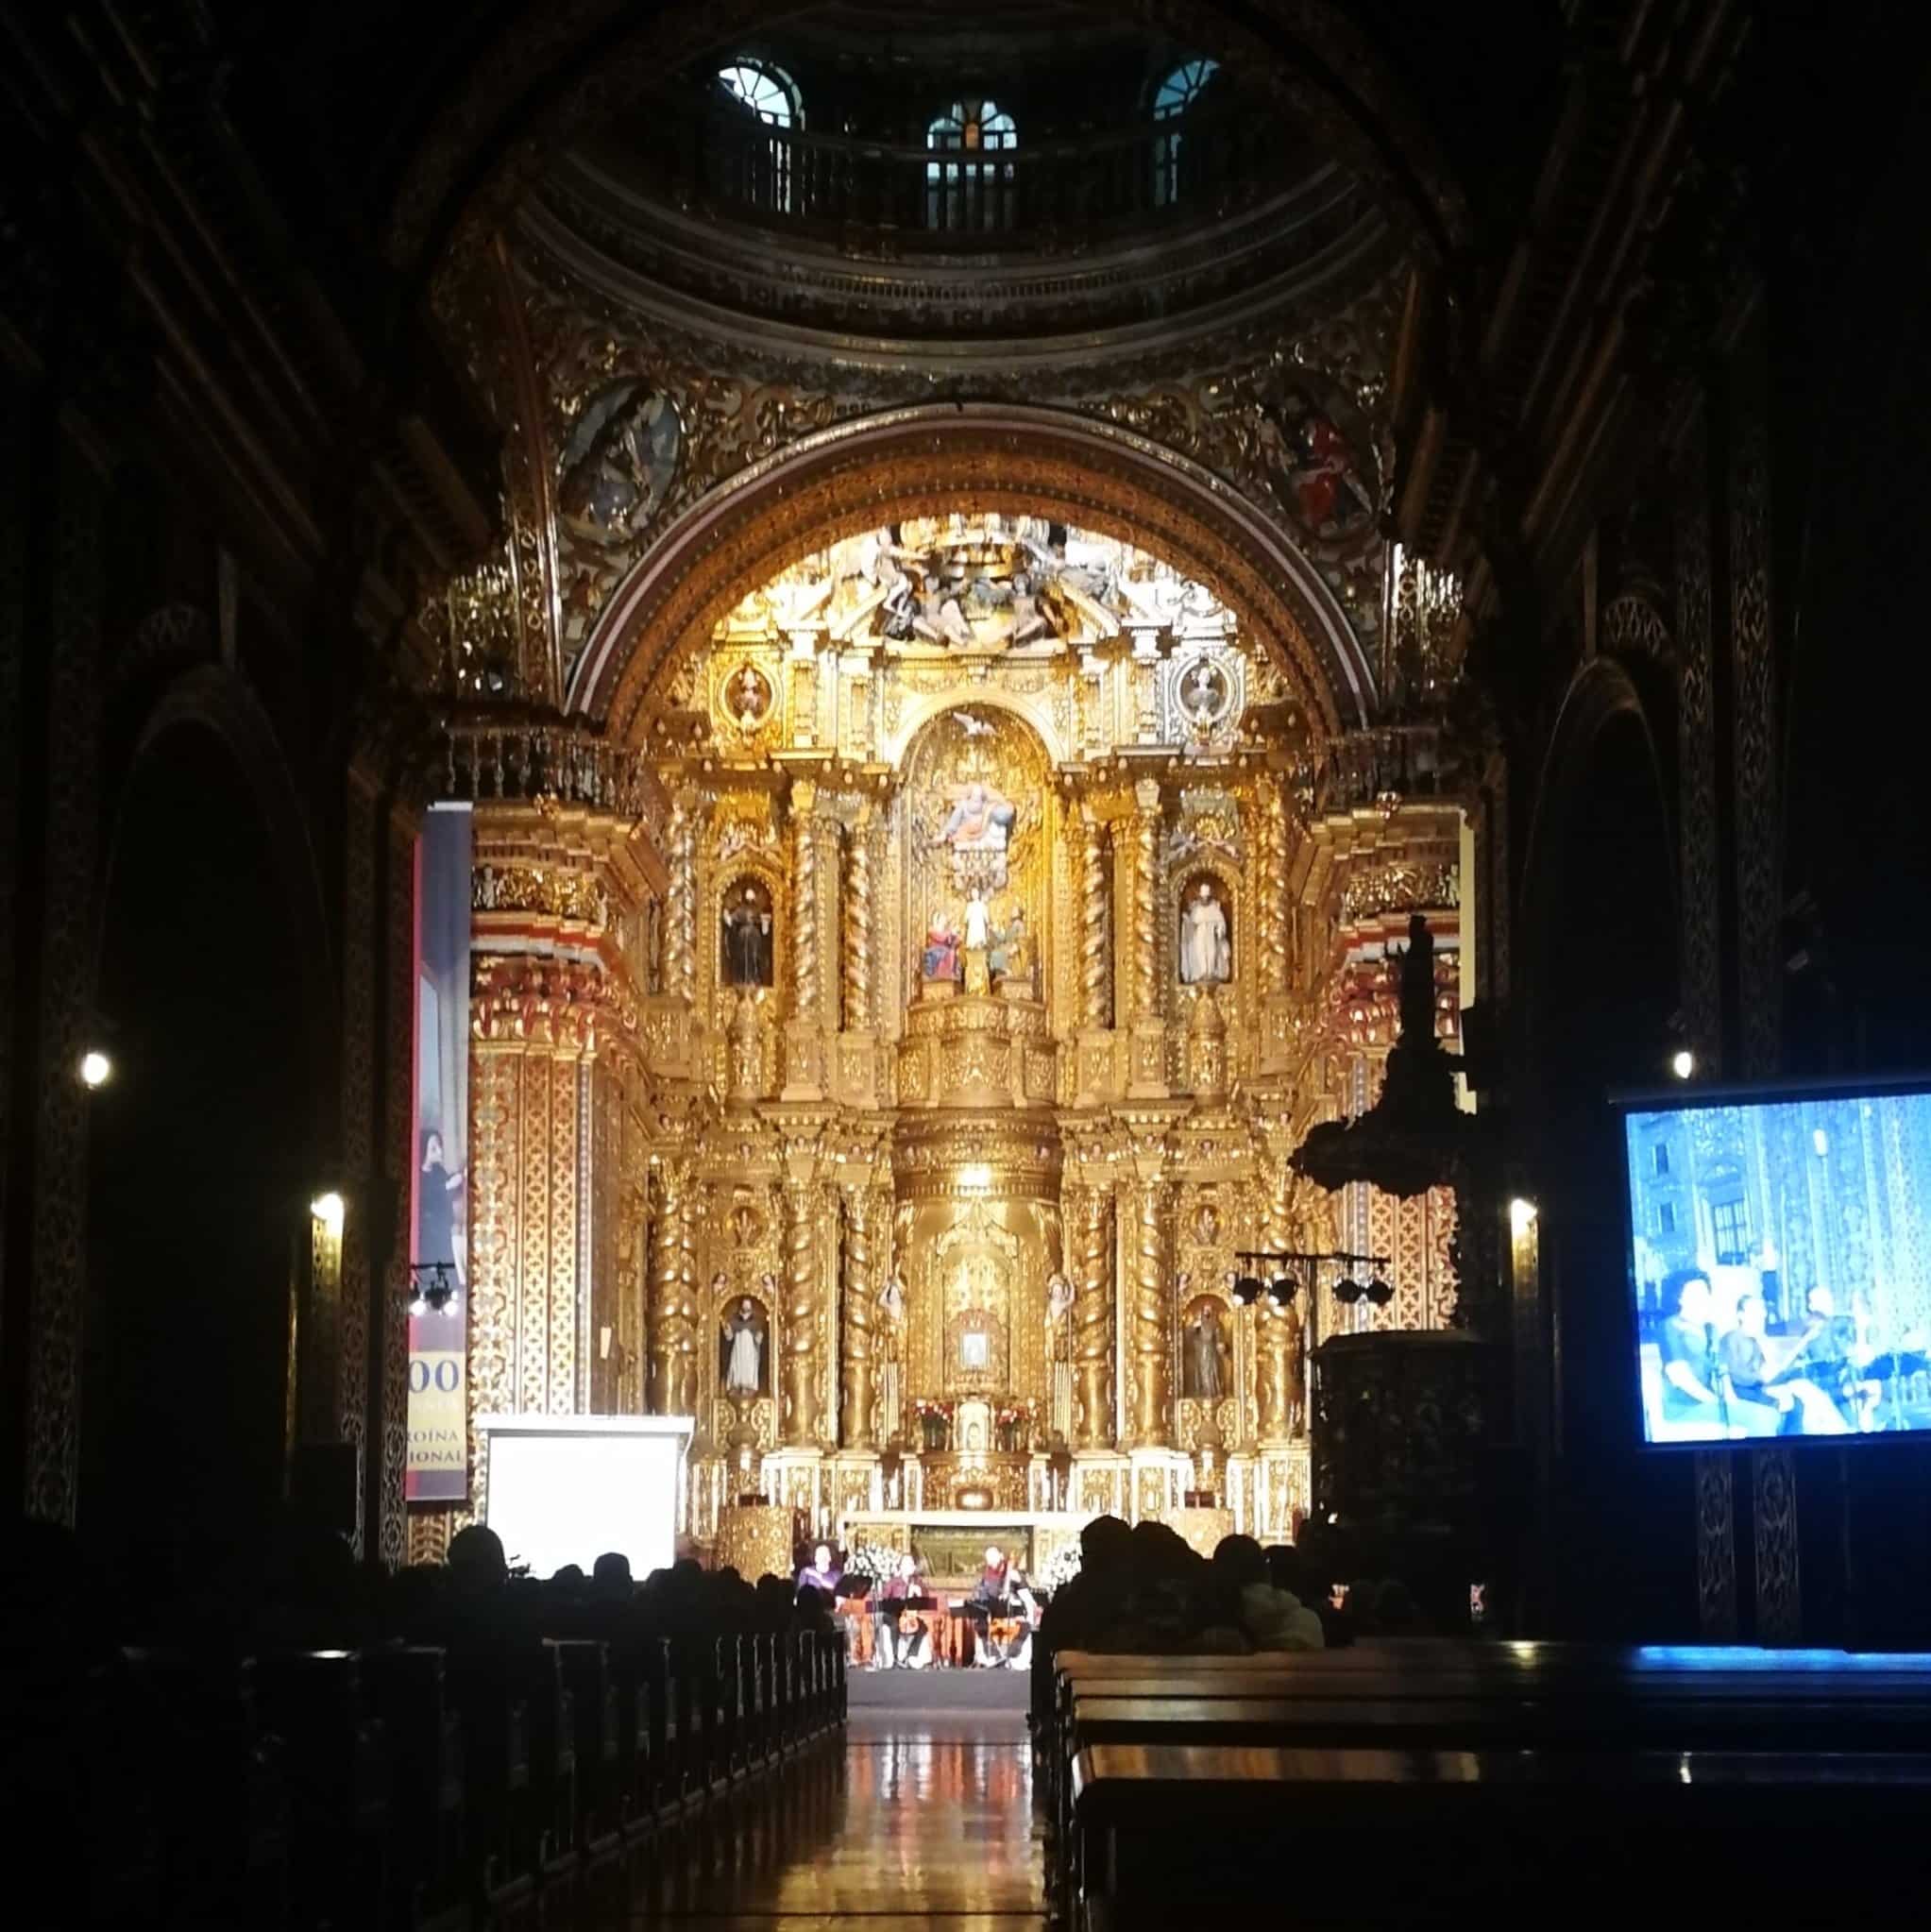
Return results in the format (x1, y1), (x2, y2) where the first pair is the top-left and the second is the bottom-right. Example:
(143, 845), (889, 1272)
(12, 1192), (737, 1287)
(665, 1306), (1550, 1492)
(620, 1669), (1044, 1930)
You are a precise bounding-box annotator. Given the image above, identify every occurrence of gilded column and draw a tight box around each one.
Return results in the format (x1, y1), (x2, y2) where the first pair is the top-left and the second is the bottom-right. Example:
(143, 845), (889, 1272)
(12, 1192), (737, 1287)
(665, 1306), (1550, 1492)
(842, 806), (872, 1032)
(839, 1186), (876, 1449)
(1080, 806), (1110, 1031)
(782, 1177), (822, 1444)
(664, 788), (698, 1004)
(1126, 778), (1166, 1096)
(648, 1159), (696, 1415)
(1130, 780), (1160, 1022)
(1126, 1177), (1170, 1445)
(784, 781), (825, 1097)
(1259, 783), (1291, 999)
(790, 785), (820, 1019)
(1073, 1186), (1115, 1448)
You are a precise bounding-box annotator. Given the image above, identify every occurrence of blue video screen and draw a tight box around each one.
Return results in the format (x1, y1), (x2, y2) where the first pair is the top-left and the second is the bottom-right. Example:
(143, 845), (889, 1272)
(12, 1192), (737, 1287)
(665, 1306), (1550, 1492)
(1624, 1088), (1931, 1444)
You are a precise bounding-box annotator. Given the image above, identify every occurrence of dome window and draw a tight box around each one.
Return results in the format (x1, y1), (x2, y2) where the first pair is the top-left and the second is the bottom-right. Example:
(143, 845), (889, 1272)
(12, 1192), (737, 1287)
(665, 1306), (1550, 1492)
(717, 59), (802, 212)
(926, 99), (1017, 231)
(1153, 58), (1218, 207)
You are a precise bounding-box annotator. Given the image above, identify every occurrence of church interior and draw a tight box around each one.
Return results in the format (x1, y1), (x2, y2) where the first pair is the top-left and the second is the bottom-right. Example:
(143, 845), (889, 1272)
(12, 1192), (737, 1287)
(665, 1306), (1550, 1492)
(8, 1), (1931, 1924)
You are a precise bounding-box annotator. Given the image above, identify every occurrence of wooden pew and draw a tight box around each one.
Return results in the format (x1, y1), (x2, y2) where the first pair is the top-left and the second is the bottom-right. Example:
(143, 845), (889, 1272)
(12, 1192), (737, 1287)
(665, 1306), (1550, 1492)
(1070, 1741), (1931, 1925)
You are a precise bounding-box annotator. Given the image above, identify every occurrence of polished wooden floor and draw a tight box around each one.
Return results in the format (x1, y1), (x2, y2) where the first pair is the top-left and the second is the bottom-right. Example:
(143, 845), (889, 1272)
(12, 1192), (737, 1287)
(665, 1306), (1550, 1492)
(608, 1670), (1045, 1930)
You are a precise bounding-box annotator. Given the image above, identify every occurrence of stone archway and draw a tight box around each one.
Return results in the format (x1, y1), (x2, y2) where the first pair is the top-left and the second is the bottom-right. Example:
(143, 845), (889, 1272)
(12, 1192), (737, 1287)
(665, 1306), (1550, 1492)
(569, 403), (1379, 738)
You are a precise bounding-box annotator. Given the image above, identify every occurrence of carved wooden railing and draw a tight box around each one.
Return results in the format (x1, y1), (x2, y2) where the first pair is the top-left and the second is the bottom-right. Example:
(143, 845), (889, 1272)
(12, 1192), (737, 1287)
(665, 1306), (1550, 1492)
(442, 711), (669, 824)
(652, 98), (1308, 247)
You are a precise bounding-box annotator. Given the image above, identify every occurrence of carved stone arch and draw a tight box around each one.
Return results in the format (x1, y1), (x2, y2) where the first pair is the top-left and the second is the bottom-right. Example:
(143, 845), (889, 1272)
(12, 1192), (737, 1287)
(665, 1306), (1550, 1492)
(567, 404), (1379, 739)
(1514, 660), (1684, 1097)
(109, 664), (334, 1133)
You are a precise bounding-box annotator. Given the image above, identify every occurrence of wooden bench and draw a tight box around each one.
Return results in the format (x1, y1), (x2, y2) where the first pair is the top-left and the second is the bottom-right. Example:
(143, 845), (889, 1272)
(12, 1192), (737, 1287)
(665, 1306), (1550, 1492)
(1072, 1741), (1931, 1924)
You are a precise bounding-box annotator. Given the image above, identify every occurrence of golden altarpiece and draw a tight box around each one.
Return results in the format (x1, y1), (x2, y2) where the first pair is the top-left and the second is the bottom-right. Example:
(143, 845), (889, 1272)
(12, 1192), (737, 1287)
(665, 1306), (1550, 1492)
(449, 512), (1467, 1563)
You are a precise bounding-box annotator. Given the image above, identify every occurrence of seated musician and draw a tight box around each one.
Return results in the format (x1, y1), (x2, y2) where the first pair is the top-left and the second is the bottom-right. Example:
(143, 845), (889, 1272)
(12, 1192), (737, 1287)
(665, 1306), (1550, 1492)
(873, 1552), (929, 1669)
(1801, 1285), (1882, 1430)
(969, 1545), (1009, 1667)
(1656, 1268), (1725, 1430)
(1719, 1292), (1847, 1435)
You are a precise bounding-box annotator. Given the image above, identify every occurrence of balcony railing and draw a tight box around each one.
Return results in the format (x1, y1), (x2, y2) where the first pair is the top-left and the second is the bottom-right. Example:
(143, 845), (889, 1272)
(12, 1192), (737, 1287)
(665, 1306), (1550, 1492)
(652, 99), (1300, 247)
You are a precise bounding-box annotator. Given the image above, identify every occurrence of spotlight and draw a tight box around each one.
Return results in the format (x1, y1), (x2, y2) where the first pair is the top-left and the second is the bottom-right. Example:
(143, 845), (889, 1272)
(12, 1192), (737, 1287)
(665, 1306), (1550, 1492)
(1365, 1278), (1394, 1308)
(1509, 1197), (1537, 1238)
(1669, 1047), (1695, 1081)
(409, 1291), (429, 1319)
(78, 1050), (112, 1090)
(1269, 1275), (1298, 1306)
(1231, 1273), (1264, 1306)
(1333, 1277), (1364, 1304)
(310, 1191), (346, 1235)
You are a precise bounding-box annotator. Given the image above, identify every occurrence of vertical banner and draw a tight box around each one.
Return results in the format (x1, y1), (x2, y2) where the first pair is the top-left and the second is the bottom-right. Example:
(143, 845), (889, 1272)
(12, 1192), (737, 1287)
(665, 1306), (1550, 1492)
(408, 805), (472, 1500)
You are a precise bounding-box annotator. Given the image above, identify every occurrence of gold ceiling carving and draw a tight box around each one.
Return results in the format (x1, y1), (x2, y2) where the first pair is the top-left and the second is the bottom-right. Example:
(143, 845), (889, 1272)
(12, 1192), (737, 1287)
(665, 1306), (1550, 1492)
(575, 410), (1375, 745)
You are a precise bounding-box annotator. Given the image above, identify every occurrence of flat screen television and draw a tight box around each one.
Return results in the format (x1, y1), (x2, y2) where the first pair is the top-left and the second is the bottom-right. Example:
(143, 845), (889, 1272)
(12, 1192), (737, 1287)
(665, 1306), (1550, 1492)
(1617, 1076), (1931, 1446)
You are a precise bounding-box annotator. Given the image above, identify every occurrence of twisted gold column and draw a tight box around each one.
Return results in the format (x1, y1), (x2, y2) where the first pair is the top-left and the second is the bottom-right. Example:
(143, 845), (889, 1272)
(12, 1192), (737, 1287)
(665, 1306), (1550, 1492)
(1259, 783), (1291, 998)
(664, 791), (697, 1003)
(1073, 1186), (1115, 1448)
(839, 1187), (875, 1449)
(1126, 1178), (1169, 1445)
(842, 810), (872, 1032)
(1131, 781), (1160, 1024)
(782, 1178), (822, 1444)
(1080, 806), (1110, 1031)
(648, 1161), (695, 1415)
(790, 787), (820, 1022)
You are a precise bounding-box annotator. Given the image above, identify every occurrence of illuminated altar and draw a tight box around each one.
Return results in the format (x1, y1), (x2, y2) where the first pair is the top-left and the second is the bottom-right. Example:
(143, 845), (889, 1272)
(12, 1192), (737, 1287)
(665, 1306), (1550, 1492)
(450, 504), (1467, 1560)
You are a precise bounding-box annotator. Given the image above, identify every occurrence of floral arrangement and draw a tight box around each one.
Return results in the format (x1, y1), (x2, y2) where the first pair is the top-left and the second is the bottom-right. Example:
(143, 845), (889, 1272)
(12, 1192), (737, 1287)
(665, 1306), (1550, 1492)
(993, 1401), (1035, 1426)
(1043, 1542), (1084, 1589)
(912, 1398), (956, 1418)
(842, 1539), (904, 1583)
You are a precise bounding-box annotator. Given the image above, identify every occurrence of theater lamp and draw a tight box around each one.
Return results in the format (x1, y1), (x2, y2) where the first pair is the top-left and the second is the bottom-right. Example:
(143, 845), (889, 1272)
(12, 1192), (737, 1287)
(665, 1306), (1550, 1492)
(1230, 1273), (1266, 1305)
(1364, 1278), (1394, 1308)
(1269, 1275), (1298, 1306)
(1332, 1277), (1364, 1305)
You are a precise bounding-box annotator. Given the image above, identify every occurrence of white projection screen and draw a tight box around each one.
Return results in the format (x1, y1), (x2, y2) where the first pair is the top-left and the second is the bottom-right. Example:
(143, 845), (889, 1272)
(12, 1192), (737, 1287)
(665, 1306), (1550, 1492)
(477, 1415), (693, 1579)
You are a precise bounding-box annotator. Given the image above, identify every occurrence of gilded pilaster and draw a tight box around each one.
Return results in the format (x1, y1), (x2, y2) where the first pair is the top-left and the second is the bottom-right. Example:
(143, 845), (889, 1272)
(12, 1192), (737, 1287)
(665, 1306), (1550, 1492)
(781, 1175), (823, 1444)
(1073, 1186), (1115, 1449)
(784, 780), (827, 1097)
(839, 1185), (877, 1448)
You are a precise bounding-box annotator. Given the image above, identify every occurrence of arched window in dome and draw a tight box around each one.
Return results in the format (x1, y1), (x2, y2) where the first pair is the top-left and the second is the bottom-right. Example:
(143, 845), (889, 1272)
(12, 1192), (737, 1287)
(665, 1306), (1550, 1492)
(717, 59), (802, 212)
(1152, 58), (1218, 208)
(925, 99), (1018, 232)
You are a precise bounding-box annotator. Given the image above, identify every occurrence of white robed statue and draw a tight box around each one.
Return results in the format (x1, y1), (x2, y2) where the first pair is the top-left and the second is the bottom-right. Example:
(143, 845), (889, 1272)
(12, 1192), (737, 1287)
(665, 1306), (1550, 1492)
(1179, 882), (1231, 985)
(722, 1298), (764, 1396)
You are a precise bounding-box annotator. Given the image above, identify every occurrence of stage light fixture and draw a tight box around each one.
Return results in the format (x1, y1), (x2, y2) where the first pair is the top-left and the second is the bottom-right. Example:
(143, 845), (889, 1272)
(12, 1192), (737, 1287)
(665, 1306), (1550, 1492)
(1231, 1273), (1264, 1305)
(1333, 1277), (1364, 1304)
(310, 1191), (346, 1235)
(1509, 1197), (1537, 1238)
(1365, 1277), (1394, 1307)
(78, 1049), (112, 1089)
(1669, 1047), (1695, 1080)
(1269, 1275), (1297, 1305)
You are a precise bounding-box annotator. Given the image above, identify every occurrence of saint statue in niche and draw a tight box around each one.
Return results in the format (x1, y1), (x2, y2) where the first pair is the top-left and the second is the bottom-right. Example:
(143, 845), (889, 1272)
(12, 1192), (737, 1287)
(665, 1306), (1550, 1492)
(961, 1328), (991, 1372)
(720, 1296), (768, 1397)
(1182, 1296), (1231, 1400)
(963, 888), (991, 952)
(1179, 876), (1232, 985)
(1045, 1272), (1075, 1329)
(991, 907), (1031, 986)
(721, 879), (774, 987)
